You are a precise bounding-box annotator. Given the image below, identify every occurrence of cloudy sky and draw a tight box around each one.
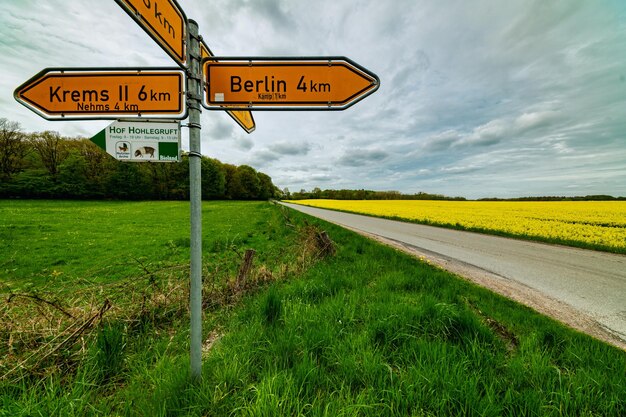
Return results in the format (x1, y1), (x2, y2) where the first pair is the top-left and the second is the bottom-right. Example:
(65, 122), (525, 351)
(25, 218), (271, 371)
(1, 0), (625, 198)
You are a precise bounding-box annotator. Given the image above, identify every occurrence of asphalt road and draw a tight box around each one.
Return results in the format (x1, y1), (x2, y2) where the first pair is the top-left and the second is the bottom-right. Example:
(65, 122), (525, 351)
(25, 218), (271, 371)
(281, 202), (626, 346)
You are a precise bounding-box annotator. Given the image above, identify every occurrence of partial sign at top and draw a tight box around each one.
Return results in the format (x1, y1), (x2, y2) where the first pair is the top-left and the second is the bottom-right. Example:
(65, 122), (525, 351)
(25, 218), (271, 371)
(199, 41), (213, 61)
(200, 42), (256, 133)
(115, 0), (187, 67)
(202, 57), (380, 111)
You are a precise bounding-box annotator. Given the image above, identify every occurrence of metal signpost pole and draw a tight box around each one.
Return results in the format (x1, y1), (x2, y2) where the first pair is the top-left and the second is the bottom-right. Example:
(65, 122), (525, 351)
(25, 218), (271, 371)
(187, 19), (203, 381)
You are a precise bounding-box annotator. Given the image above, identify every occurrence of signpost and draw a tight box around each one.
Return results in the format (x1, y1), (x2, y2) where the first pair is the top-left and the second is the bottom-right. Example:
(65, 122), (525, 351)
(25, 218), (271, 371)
(14, 0), (380, 384)
(90, 120), (181, 162)
(14, 68), (186, 120)
(202, 57), (379, 111)
(200, 42), (256, 133)
(115, 0), (187, 68)
(187, 19), (203, 383)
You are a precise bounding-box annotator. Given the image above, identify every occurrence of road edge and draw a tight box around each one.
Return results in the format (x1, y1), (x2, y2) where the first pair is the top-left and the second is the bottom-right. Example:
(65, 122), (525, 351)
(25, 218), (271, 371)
(356, 227), (626, 352)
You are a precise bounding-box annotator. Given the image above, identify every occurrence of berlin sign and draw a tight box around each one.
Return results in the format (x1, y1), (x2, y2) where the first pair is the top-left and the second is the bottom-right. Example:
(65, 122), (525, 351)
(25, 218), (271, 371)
(115, 0), (187, 67)
(200, 41), (256, 133)
(90, 120), (181, 162)
(202, 57), (380, 111)
(14, 68), (186, 120)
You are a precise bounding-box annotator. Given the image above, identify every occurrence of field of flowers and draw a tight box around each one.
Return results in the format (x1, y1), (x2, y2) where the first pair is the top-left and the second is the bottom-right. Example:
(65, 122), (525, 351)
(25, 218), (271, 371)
(289, 200), (626, 252)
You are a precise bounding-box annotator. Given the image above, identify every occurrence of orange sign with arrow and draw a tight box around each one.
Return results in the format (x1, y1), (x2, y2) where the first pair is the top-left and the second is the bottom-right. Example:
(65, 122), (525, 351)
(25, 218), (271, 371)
(14, 68), (186, 120)
(202, 57), (379, 111)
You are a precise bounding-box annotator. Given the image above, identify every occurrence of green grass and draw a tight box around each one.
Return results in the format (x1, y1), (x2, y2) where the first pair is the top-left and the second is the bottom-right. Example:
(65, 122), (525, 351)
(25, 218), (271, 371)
(1, 200), (625, 416)
(0, 200), (287, 290)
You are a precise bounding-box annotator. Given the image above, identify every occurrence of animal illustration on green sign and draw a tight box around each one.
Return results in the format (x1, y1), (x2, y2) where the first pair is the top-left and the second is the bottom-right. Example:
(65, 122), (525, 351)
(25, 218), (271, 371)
(134, 146), (156, 158)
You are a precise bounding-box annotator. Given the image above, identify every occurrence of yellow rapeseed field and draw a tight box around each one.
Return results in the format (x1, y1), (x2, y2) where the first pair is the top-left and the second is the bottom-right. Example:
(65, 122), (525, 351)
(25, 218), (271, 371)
(289, 200), (626, 251)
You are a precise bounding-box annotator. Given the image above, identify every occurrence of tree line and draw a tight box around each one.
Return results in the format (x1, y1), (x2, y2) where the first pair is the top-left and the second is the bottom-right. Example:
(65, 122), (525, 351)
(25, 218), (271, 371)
(0, 118), (278, 200)
(285, 187), (624, 202)
(478, 195), (626, 201)
(284, 188), (466, 201)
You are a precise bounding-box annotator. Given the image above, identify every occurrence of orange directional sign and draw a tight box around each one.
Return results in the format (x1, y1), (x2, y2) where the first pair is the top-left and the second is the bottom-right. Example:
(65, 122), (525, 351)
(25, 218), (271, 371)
(115, 0), (187, 67)
(202, 57), (380, 111)
(200, 42), (255, 133)
(199, 41), (214, 61)
(225, 107), (255, 133)
(14, 68), (186, 120)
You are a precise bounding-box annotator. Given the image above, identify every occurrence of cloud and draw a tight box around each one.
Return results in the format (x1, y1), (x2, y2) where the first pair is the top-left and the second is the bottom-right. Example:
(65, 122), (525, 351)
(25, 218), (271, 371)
(205, 117), (235, 140)
(389, 49), (431, 96)
(235, 137), (254, 151)
(243, 140), (311, 167)
(514, 111), (559, 131)
(420, 109), (563, 152)
(419, 121), (506, 152)
(338, 148), (389, 167)
(247, 149), (280, 166)
(268, 141), (311, 156)
(421, 130), (462, 152)
(463, 119), (509, 147)
(248, 0), (295, 31)
(439, 165), (482, 175)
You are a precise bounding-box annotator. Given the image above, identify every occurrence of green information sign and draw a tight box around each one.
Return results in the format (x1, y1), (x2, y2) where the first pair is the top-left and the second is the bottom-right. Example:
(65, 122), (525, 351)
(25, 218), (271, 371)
(91, 120), (181, 162)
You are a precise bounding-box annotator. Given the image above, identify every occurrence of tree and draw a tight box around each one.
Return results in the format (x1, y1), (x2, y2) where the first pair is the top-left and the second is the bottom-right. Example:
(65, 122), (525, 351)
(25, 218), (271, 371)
(105, 162), (150, 200)
(229, 165), (260, 200)
(142, 161), (171, 199)
(77, 138), (113, 196)
(257, 172), (275, 200)
(0, 118), (28, 180)
(58, 150), (89, 198)
(201, 157), (226, 199)
(169, 154), (190, 199)
(222, 163), (238, 199)
(30, 131), (68, 179)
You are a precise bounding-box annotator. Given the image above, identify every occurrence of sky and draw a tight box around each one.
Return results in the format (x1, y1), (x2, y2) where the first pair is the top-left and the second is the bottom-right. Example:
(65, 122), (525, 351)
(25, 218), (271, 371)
(1, 0), (625, 199)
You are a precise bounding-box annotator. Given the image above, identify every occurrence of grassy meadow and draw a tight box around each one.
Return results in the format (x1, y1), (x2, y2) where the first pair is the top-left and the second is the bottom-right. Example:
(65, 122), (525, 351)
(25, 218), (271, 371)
(1, 200), (289, 290)
(288, 199), (626, 254)
(1, 200), (625, 416)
